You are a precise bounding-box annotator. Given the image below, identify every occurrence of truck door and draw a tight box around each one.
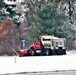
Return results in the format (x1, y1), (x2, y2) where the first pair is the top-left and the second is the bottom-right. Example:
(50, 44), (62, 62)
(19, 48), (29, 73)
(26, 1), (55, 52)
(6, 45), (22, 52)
(34, 38), (41, 50)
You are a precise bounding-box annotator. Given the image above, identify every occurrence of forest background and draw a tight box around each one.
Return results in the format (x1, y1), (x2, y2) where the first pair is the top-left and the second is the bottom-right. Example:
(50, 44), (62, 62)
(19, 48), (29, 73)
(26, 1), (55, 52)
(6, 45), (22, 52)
(0, 0), (76, 56)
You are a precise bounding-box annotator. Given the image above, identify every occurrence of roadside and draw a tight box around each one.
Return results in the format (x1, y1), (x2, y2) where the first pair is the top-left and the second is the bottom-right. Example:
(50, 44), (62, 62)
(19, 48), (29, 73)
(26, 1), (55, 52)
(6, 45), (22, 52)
(0, 50), (76, 74)
(1, 70), (76, 75)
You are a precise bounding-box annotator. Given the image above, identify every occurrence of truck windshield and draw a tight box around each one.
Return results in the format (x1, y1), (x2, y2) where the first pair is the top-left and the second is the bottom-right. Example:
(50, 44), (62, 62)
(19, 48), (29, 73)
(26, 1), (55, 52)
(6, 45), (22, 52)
(42, 38), (51, 41)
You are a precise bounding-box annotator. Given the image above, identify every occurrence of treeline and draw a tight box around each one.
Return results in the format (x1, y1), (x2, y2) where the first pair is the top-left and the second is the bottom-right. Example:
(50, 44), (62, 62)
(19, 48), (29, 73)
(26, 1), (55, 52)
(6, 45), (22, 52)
(0, 0), (76, 55)
(25, 0), (76, 49)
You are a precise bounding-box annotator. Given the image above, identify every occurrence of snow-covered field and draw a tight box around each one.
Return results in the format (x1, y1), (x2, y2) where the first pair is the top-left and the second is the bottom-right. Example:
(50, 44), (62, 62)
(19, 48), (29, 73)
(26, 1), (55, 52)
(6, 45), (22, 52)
(0, 50), (76, 74)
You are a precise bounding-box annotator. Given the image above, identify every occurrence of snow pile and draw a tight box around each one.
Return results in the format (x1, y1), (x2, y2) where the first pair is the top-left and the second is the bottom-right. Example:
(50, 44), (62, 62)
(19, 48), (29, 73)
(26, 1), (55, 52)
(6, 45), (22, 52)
(0, 55), (76, 74)
(66, 50), (76, 55)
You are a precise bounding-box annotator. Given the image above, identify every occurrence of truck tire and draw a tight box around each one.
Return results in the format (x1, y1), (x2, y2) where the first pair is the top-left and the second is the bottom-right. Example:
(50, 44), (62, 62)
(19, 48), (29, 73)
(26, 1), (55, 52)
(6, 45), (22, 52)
(30, 49), (35, 56)
(45, 49), (50, 56)
(56, 49), (62, 55)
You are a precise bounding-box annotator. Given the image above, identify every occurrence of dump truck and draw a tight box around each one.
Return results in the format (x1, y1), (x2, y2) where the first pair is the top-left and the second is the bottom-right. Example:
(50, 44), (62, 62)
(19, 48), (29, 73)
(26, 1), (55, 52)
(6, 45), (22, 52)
(19, 35), (66, 56)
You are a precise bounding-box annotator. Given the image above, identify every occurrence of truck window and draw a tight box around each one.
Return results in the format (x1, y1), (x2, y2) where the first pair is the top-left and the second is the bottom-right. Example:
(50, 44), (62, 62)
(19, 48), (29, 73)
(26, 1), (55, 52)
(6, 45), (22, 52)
(35, 37), (40, 43)
(42, 38), (51, 41)
(35, 39), (39, 42)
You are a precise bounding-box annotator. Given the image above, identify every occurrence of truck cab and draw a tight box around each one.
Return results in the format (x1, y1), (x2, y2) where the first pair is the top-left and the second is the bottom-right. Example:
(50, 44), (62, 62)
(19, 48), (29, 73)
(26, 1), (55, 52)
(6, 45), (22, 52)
(29, 36), (42, 55)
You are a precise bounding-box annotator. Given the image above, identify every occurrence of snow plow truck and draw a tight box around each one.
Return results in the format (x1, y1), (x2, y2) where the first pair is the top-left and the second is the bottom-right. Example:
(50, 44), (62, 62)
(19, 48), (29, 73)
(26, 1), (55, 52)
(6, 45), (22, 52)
(19, 35), (66, 56)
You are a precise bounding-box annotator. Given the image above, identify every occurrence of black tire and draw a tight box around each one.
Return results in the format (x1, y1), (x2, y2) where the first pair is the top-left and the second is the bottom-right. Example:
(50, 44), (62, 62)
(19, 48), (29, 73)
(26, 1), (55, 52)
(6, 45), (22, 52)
(57, 49), (66, 55)
(45, 49), (50, 56)
(30, 49), (35, 56)
(56, 49), (63, 55)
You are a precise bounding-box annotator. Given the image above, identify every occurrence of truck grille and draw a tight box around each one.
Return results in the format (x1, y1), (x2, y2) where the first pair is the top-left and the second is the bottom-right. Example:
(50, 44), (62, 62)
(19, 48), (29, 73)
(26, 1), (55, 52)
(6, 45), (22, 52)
(59, 47), (62, 49)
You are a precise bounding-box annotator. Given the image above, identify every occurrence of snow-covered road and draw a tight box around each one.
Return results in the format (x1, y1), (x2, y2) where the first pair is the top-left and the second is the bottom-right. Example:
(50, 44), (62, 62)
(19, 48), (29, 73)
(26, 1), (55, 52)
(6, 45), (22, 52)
(0, 51), (76, 74)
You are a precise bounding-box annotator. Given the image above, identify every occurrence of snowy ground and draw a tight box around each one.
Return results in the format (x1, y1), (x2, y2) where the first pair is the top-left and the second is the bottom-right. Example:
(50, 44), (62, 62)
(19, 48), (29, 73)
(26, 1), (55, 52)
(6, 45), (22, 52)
(0, 50), (76, 74)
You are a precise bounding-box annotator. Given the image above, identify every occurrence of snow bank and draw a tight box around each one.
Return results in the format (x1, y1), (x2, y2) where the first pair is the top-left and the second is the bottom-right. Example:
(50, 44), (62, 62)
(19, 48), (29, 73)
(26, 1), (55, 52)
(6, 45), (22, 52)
(67, 50), (76, 55)
(0, 55), (76, 74)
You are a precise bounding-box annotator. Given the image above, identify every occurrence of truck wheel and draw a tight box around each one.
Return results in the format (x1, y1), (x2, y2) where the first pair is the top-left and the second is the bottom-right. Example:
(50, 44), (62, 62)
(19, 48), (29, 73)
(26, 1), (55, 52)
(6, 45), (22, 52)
(45, 49), (50, 56)
(30, 49), (35, 56)
(56, 49), (62, 55)
(57, 49), (63, 55)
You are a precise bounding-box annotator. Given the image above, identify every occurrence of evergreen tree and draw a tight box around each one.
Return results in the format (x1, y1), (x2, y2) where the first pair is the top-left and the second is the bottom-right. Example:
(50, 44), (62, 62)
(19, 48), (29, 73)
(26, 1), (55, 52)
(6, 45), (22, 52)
(26, 1), (66, 41)
(0, 0), (21, 27)
(0, 0), (7, 22)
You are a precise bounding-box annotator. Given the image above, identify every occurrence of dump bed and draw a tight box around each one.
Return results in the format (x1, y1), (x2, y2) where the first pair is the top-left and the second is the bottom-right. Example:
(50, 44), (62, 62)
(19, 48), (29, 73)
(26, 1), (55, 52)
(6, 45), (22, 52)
(41, 35), (66, 50)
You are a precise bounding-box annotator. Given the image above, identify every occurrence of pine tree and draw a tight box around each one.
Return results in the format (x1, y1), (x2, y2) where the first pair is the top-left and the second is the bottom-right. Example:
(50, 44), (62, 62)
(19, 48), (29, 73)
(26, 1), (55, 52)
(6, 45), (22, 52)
(26, 1), (66, 40)
(0, 0), (21, 27)
(0, 0), (7, 22)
